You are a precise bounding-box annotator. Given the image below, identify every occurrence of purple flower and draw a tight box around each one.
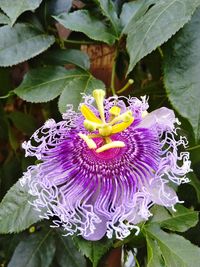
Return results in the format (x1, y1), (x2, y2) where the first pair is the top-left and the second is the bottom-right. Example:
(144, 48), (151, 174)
(21, 90), (191, 241)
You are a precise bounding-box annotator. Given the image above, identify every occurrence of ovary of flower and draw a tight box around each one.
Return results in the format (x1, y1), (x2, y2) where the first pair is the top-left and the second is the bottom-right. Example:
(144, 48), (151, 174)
(79, 89), (135, 152)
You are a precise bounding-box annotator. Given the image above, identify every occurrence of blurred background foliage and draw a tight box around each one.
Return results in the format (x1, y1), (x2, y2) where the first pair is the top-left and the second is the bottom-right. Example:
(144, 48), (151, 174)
(0, 0), (200, 266)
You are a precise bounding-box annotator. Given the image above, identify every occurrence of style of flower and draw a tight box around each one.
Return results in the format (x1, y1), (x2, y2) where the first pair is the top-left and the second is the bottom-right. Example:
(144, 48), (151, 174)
(21, 90), (191, 241)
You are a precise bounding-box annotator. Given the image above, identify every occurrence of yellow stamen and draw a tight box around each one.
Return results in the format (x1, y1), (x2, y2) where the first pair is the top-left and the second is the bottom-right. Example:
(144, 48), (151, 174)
(78, 133), (97, 149)
(96, 141), (125, 153)
(110, 110), (133, 125)
(93, 89), (106, 122)
(80, 104), (102, 124)
(84, 120), (102, 131)
(109, 106), (121, 116)
(111, 117), (134, 134)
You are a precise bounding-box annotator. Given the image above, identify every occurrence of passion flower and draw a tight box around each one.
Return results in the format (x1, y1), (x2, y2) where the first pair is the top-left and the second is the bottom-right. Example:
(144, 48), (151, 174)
(21, 90), (191, 240)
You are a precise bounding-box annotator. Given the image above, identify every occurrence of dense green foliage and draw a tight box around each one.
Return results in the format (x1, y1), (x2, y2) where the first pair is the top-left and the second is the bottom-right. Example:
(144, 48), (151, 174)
(0, 0), (200, 266)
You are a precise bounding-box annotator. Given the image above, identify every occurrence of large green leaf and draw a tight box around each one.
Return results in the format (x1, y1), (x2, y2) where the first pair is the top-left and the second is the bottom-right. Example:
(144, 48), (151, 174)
(126, 0), (200, 74)
(8, 230), (55, 267)
(0, 11), (10, 25)
(73, 237), (113, 267)
(145, 224), (200, 267)
(8, 111), (36, 135)
(14, 66), (105, 112)
(188, 172), (200, 203)
(53, 10), (116, 44)
(14, 67), (84, 102)
(0, 180), (40, 234)
(96, 0), (120, 36)
(58, 74), (105, 112)
(150, 205), (198, 232)
(120, 0), (156, 33)
(41, 49), (90, 70)
(146, 235), (166, 267)
(0, 23), (55, 67)
(55, 233), (86, 267)
(163, 8), (200, 142)
(47, 0), (72, 16)
(0, 0), (42, 25)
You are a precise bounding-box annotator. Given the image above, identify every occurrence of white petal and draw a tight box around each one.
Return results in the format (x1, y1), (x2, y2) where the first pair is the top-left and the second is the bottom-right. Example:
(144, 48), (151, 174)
(148, 179), (179, 207)
(136, 107), (176, 131)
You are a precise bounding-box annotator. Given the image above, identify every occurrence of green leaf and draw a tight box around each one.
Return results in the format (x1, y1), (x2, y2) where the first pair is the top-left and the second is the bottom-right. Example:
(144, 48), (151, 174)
(55, 233), (86, 267)
(8, 229), (55, 267)
(163, 7), (200, 142)
(0, 11), (10, 25)
(150, 205), (199, 232)
(0, 0), (42, 25)
(8, 111), (36, 135)
(96, 0), (120, 36)
(58, 74), (105, 112)
(120, 0), (156, 33)
(188, 172), (200, 203)
(0, 23), (55, 67)
(145, 224), (200, 267)
(14, 66), (105, 112)
(73, 236), (113, 267)
(0, 180), (41, 234)
(47, 0), (72, 16)
(41, 49), (90, 70)
(146, 235), (166, 267)
(126, 0), (200, 74)
(8, 127), (19, 151)
(53, 10), (116, 44)
(14, 67), (84, 103)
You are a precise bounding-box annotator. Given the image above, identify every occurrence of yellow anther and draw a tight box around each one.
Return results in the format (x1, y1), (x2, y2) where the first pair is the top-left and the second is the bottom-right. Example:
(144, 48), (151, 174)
(96, 141), (125, 153)
(84, 120), (102, 131)
(99, 125), (113, 137)
(92, 89), (106, 122)
(81, 104), (102, 124)
(78, 133), (97, 149)
(142, 111), (148, 118)
(109, 106), (121, 116)
(111, 117), (134, 134)
(110, 110), (133, 125)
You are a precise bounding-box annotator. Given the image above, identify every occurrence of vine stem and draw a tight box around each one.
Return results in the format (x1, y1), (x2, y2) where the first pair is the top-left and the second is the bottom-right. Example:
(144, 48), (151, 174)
(63, 39), (96, 45)
(110, 47), (118, 96)
(0, 91), (14, 99)
(187, 144), (200, 151)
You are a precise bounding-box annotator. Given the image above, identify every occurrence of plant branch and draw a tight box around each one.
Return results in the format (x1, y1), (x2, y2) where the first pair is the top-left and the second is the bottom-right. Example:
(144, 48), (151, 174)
(110, 47), (118, 96)
(187, 144), (200, 151)
(63, 39), (96, 45)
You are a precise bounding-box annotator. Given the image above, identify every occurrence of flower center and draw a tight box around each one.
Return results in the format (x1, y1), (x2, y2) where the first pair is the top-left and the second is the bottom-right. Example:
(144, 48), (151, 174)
(78, 90), (134, 153)
(90, 137), (123, 160)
